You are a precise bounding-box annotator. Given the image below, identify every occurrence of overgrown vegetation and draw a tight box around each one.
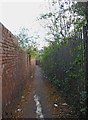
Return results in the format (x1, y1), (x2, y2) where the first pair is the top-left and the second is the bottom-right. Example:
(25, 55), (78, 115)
(39, 0), (87, 118)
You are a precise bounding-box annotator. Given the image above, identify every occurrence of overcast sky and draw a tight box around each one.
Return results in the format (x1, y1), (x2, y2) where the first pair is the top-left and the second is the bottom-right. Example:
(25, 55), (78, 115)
(0, 0), (49, 49)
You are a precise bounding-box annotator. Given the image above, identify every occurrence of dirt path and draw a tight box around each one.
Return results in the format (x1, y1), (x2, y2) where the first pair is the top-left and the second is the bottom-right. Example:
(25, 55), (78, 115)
(12, 64), (74, 119)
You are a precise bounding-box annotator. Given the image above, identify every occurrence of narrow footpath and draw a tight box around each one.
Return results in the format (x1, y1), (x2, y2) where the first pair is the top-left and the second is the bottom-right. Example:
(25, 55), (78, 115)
(12, 61), (74, 119)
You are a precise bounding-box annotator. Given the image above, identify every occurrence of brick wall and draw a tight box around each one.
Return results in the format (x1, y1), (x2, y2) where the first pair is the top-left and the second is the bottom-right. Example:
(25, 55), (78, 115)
(0, 23), (31, 117)
(0, 23), (2, 119)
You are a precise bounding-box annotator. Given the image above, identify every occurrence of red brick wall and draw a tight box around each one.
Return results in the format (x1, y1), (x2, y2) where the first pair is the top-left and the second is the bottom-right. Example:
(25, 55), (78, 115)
(0, 23), (2, 119)
(0, 23), (30, 116)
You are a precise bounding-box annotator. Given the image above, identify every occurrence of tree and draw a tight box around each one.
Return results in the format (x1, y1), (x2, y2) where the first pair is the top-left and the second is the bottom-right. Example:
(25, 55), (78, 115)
(16, 27), (30, 48)
(15, 27), (39, 58)
(39, 0), (86, 44)
(16, 27), (38, 49)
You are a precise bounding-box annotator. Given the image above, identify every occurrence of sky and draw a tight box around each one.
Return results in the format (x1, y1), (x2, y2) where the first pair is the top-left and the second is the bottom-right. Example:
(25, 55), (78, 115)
(0, 0), (49, 49)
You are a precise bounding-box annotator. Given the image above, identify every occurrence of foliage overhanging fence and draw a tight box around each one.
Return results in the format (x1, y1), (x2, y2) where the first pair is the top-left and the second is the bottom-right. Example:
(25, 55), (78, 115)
(41, 26), (86, 118)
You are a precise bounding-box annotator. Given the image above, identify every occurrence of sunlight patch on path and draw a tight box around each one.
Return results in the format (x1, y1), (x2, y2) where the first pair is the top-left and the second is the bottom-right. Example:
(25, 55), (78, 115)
(34, 94), (44, 119)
